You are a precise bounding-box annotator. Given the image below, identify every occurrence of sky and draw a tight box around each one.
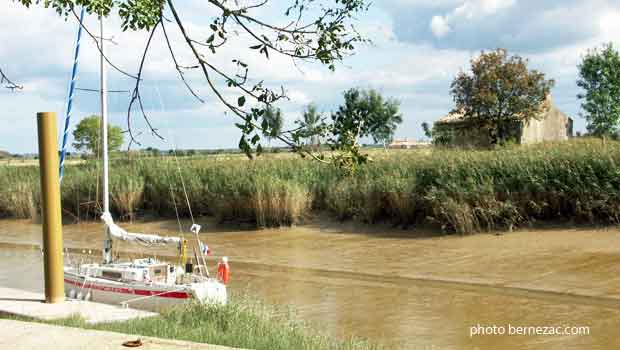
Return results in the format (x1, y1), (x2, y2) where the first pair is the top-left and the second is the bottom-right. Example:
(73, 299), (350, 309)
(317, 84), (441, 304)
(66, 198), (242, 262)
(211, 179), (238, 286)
(1, 0), (620, 154)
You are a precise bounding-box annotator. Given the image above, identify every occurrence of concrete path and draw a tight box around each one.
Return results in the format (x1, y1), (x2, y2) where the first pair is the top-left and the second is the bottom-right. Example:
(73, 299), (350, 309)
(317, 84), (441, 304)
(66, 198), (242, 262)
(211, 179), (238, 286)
(0, 319), (244, 350)
(0, 287), (157, 324)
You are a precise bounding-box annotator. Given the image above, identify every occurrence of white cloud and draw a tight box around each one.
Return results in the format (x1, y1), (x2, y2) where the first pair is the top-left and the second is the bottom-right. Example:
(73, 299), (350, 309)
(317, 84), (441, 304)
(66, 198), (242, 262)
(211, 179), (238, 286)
(599, 11), (620, 43)
(430, 0), (516, 38)
(286, 90), (312, 106)
(454, 0), (516, 18)
(430, 16), (451, 37)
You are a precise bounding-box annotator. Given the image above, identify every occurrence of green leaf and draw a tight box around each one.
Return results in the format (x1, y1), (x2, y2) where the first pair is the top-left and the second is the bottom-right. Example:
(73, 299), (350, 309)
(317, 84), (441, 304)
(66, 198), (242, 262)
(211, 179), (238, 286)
(260, 47), (270, 59)
(238, 96), (246, 107)
(238, 136), (249, 151)
(238, 136), (253, 159)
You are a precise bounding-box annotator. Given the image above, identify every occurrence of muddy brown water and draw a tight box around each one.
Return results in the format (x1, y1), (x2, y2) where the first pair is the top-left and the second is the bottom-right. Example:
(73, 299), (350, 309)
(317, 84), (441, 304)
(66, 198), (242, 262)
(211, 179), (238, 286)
(1, 219), (620, 349)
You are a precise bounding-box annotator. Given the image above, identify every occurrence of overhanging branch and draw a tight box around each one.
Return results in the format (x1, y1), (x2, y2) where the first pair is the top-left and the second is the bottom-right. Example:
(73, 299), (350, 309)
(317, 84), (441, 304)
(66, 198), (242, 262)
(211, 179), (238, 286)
(0, 68), (23, 91)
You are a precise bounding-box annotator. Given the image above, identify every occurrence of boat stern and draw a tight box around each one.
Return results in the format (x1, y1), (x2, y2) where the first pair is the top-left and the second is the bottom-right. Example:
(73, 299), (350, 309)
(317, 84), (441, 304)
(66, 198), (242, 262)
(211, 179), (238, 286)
(190, 280), (227, 305)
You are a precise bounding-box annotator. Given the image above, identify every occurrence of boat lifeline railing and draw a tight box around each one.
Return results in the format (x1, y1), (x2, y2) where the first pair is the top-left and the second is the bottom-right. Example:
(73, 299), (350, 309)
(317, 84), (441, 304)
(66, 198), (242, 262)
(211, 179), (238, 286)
(119, 286), (189, 308)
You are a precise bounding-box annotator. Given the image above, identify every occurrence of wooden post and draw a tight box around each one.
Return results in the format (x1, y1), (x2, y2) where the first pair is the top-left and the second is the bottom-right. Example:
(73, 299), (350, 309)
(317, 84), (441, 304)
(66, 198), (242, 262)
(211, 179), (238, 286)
(37, 112), (65, 303)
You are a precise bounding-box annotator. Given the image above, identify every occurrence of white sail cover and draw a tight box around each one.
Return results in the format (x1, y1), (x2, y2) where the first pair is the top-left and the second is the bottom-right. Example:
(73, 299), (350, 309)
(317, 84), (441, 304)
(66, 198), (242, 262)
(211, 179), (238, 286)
(101, 212), (182, 248)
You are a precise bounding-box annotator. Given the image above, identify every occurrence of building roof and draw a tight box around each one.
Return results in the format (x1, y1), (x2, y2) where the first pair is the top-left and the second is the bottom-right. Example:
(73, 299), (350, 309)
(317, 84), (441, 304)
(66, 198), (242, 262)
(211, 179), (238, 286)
(435, 110), (467, 125)
(388, 139), (430, 147)
(435, 97), (555, 126)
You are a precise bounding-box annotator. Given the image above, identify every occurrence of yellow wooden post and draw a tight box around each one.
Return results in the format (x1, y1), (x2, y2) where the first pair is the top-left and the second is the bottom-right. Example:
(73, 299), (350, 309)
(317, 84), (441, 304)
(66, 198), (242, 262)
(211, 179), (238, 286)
(37, 112), (65, 303)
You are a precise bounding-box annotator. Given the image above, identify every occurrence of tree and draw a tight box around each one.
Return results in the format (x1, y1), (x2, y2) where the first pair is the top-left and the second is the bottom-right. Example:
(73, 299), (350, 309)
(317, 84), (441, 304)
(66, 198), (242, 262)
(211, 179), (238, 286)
(331, 88), (403, 146)
(261, 106), (284, 142)
(577, 43), (620, 137)
(297, 104), (323, 148)
(369, 92), (402, 145)
(421, 122), (432, 139)
(16, 0), (370, 168)
(72, 115), (124, 155)
(450, 49), (555, 146)
(145, 146), (160, 156)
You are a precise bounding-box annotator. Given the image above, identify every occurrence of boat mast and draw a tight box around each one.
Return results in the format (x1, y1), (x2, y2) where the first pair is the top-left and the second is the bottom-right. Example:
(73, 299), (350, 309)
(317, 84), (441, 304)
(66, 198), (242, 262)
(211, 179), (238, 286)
(100, 16), (110, 215)
(100, 15), (113, 264)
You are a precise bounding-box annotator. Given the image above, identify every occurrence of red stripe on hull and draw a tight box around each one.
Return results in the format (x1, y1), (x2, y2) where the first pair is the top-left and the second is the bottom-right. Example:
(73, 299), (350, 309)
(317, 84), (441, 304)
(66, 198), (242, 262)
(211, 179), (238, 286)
(64, 277), (191, 299)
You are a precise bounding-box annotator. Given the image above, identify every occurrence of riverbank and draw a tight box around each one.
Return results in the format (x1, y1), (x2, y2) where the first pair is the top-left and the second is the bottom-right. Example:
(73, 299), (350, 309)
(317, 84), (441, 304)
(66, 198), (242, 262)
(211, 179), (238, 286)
(2, 138), (620, 234)
(3, 293), (380, 350)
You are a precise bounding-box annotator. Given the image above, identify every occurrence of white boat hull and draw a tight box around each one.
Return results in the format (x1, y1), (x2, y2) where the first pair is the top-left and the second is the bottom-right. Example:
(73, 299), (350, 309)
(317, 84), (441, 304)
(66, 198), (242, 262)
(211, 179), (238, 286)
(64, 270), (226, 311)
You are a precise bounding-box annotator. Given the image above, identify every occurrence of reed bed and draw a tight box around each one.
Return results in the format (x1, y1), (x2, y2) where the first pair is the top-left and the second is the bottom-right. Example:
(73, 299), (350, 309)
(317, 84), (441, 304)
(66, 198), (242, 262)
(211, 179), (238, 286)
(2, 138), (620, 234)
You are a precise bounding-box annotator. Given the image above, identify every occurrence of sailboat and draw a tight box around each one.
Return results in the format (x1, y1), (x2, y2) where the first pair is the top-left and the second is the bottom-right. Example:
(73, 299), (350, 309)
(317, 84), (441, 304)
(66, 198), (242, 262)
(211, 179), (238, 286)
(62, 15), (227, 310)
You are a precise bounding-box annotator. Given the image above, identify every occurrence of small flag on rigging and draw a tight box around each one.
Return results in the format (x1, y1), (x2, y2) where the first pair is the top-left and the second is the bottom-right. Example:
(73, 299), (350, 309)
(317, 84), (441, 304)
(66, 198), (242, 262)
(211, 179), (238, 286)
(198, 240), (211, 256)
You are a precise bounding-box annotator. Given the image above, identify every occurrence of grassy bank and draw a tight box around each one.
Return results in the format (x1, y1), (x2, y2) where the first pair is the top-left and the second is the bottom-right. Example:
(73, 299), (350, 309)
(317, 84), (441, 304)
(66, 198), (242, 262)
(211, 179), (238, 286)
(5, 294), (381, 350)
(2, 138), (620, 234)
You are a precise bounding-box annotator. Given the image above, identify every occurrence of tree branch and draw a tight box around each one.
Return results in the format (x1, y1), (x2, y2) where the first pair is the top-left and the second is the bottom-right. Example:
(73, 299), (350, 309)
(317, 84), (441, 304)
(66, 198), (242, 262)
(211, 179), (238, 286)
(71, 8), (138, 80)
(160, 19), (205, 103)
(0, 68), (23, 90)
(166, 0), (329, 163)
(126, 19), (164, 149)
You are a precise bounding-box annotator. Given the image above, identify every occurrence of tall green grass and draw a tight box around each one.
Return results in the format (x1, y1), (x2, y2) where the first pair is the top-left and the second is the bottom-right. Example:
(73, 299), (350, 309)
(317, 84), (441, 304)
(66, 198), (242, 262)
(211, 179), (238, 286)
(3, 138), (620, 234)
(5, 294), (381, 350)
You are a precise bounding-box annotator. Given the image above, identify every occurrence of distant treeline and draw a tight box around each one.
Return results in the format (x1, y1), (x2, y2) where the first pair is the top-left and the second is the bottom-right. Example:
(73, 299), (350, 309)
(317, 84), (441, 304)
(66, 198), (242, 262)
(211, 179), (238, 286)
(3, 147), (296, 160)
(3, 138), (620, 234)
(7, 144), (388, 160)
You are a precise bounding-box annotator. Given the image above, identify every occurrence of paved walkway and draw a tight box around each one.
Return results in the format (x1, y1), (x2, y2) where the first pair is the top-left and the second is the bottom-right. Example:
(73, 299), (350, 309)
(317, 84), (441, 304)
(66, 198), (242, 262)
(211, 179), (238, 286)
(0, 287), (157, 324)
(0, 319), (244, 350)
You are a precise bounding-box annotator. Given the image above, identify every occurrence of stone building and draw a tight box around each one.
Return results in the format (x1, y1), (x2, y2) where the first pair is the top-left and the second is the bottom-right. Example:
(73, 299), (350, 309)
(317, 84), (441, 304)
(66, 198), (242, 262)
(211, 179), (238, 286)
(433, 98), (573, 147)
(388, 139), (430, 149)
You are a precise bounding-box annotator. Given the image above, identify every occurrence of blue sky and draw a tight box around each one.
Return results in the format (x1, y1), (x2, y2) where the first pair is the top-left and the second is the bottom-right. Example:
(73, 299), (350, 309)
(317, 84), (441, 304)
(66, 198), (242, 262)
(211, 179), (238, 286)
(1, 0), (620, 153)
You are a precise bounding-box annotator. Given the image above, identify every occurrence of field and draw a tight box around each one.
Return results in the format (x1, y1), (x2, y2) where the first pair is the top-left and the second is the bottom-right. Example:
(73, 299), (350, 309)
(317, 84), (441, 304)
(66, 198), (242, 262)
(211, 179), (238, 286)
(2, 138), (620, 234)
(0, 158), (85, 167)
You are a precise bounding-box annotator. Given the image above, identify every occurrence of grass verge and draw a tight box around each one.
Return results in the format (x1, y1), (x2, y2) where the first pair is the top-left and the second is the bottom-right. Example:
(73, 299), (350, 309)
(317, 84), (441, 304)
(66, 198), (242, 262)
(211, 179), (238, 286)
(2, 294), (381, 350)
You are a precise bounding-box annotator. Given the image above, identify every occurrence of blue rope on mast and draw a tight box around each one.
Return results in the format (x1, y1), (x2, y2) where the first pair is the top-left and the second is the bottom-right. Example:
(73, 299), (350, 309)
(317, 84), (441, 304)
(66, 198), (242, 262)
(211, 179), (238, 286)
(59, 7), (85, 183)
